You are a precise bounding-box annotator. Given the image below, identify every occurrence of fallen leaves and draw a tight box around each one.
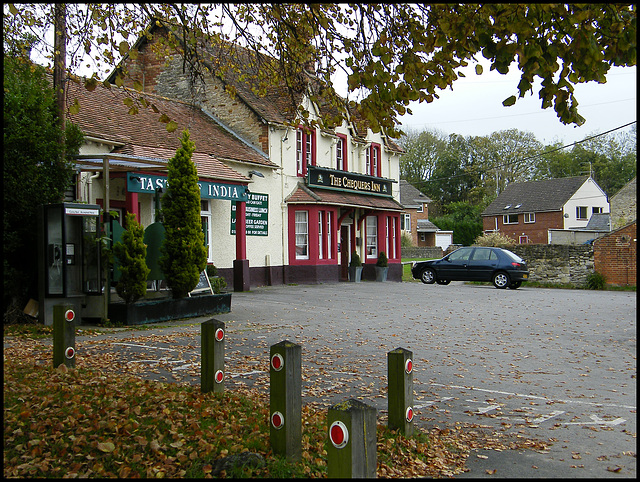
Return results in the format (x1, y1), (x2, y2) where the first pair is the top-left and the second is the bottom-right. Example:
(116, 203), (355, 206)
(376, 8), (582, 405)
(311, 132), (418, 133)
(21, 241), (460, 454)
(4, 328), (556, 478)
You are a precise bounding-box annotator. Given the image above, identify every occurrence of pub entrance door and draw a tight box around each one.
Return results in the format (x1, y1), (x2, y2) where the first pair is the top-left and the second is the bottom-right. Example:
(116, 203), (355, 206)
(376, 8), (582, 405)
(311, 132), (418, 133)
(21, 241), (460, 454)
(340, 225), (350, 281)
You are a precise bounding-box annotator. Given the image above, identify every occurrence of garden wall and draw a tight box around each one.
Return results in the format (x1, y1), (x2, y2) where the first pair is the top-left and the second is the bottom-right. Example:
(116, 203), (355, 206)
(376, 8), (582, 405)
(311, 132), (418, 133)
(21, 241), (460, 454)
(510, 244), (594, 286)
(401, 247), (444, 259)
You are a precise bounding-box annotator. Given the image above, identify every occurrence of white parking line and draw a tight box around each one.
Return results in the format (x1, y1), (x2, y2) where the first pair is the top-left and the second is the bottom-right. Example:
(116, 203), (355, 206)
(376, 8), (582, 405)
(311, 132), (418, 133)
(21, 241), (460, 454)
(414, 397), (453, 409)
(113, 342), (180, 351)
(431, 383), (636, 410)
(564, 415), (626, 426)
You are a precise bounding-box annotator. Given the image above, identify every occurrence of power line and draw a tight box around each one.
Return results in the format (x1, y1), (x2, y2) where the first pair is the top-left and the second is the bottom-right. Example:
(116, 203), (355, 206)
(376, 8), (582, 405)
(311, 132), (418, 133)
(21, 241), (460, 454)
(409, 121), (636, 186)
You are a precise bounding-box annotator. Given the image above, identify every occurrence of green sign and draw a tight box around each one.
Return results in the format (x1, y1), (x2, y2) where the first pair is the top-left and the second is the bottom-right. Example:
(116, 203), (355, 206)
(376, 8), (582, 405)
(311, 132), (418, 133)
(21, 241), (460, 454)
(231, 193), (268, 236)
(127, 172), (247, 201)
(307, 166), (393, 197)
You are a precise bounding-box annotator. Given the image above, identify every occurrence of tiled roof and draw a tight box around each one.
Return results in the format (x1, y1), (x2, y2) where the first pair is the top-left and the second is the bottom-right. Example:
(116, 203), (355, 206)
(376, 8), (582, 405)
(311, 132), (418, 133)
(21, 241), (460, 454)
(66, 79), (277, 179)
(481, 176), (589, 216)
(114, 146), (248, 182)
(399, 180), (432, 207)
(583, 213), (611, 231)
(416, 219), (440, 232)
(285, 183), (404, 211)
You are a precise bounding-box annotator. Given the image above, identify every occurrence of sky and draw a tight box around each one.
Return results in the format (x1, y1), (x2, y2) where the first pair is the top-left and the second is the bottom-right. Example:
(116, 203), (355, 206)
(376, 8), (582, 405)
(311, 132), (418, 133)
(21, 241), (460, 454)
(396, 61), (637, 146)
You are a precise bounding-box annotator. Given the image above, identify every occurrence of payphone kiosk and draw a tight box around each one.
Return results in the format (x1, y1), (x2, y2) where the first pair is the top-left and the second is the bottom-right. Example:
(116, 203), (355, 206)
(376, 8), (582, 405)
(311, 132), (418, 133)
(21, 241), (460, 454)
(38, 203), (102, 325)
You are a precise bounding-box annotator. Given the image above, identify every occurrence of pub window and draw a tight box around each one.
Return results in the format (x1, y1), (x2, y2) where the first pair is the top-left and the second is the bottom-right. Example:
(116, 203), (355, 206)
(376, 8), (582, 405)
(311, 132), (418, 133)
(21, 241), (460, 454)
(503, 214), (518, 224)
(295, 210), (309, 259)
(336, 134), (347, 171)
(366, 215), (377, 260)
(366, 143), (381, 176)
(296, 128), (315, 177)
(201, 200), (212, 262)
(523, 212), (535, 223)
(576, 206), (588, 220)
(318, 210), (333, 260)
(386, 216), (396, 259)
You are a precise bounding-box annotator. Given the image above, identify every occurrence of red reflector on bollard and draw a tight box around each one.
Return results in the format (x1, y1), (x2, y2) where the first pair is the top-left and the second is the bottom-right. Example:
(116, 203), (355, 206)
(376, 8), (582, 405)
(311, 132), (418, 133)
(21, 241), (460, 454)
(271, 353), (284, 371)
(215, 328), (225, 342)
(65, 347), (75, 359)
(406, 406), (414, 422)
(329, 421), (349, 449)
(271, 411), (284, 430)
(65, 310), (75, 322)
(215, 370), (224, 383)
(405, 358), (413, 374)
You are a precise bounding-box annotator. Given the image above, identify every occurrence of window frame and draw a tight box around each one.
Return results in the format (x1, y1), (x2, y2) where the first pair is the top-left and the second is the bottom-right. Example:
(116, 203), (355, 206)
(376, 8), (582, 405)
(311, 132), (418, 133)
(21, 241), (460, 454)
(296, 128), (316, 177)
(366, 143), (381, 176)
(336, 133), (347, 171)
(295, 210), (309, 260)
(523, 212), (535, 223)
(503, 214), (518, 225)
(576, 206), (588, 220)
(365, 215), (377, 260)
(402, 213), (411, 232)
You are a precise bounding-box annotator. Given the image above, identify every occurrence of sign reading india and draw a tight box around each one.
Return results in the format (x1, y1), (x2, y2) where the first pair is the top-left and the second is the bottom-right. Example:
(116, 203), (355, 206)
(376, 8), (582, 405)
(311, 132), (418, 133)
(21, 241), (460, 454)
(231, 193), (268, 236)
(307, 166), (393, 197)
(127, 172), (248, 201)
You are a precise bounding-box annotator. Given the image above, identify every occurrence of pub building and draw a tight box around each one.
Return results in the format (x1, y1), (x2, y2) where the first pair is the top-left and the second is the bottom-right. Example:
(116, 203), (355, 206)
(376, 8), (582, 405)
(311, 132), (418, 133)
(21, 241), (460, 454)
(64, 23), (405, 312)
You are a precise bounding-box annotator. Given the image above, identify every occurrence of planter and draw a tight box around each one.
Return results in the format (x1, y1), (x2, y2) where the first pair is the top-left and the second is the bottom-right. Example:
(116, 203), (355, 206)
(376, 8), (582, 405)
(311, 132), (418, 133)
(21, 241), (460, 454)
(375, 266), (389, 282)
(348, 266), (363, 282)
(108, 293), (231, 325)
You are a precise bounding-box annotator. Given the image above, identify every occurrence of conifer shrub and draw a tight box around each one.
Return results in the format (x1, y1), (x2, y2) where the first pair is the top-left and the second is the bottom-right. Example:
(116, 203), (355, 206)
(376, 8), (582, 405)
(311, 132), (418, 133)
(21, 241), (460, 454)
(160, 130), (208, 299)
(376, 251), (388, 267)
(113, 213), (150, 304)
(350, 251), (362, 267)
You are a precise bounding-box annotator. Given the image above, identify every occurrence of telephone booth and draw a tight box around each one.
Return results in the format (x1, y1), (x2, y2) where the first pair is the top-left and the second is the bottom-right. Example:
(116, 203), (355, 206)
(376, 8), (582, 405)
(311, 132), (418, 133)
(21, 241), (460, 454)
(38, 203), (102, 325)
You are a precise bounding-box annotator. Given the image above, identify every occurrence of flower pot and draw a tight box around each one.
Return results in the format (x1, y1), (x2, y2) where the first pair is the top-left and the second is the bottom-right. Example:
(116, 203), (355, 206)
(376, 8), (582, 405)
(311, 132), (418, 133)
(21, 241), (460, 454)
(348, 266), (363, 282)
(108, 293), (231, 325)
(375, 266), (389, 282)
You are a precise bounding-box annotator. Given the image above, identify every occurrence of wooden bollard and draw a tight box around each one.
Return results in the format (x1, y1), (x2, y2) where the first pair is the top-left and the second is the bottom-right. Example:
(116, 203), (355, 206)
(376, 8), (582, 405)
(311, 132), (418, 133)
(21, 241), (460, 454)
(201, 319), (225, 393)
(53, 304), (77, 368)
(327, 399), (377, 478)
(270, 340), (302, 461)
(388, 347), (414, 437)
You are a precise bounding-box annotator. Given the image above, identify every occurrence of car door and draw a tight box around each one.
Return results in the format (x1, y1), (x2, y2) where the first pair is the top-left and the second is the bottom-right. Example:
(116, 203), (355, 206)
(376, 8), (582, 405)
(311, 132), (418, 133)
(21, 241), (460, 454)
(439, 247), (474, 280)
(467, 247), (499, 281)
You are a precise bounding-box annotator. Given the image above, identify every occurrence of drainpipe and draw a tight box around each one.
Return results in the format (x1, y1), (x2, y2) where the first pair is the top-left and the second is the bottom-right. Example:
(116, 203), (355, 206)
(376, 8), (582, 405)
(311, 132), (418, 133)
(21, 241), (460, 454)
(280, 128), (289, 281)
(87, 171), (100, 203)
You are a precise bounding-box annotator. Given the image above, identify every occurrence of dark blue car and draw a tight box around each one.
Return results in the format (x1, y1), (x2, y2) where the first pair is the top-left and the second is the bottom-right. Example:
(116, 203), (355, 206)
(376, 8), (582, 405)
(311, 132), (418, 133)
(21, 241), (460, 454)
(411, 246), (530, 289)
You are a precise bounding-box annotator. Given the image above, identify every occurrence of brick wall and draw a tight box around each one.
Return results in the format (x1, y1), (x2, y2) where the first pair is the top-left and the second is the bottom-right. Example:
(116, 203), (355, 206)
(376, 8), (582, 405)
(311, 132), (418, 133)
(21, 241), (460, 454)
(483, 211), (563, 244)
(593, 222), (637, 286)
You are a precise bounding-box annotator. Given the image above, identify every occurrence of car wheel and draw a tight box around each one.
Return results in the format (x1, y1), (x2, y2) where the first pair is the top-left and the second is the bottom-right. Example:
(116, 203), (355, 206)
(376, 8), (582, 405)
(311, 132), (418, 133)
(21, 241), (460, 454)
(436, 279), (450, 285)
(508, 281), (522, 289)
(420, 268), (436, 284)
(493, 271), (510, 289)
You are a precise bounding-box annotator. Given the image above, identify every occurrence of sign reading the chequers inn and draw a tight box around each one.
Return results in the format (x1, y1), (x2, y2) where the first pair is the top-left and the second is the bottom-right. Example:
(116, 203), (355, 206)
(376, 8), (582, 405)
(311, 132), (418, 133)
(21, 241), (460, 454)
(307, 166), (393, 198)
